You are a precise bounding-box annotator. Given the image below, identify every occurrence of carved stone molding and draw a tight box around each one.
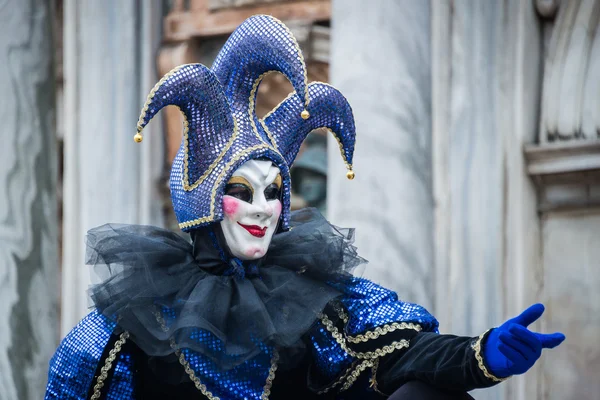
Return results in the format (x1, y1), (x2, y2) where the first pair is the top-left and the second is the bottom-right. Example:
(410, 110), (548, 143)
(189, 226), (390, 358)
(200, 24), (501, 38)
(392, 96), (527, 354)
(525, 140), (600, 210)
(539, 0), (600, 143)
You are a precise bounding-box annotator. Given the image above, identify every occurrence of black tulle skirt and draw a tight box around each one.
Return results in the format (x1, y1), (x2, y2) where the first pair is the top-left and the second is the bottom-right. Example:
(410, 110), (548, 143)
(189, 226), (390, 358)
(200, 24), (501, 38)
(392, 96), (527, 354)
(86, 208), (365, 371)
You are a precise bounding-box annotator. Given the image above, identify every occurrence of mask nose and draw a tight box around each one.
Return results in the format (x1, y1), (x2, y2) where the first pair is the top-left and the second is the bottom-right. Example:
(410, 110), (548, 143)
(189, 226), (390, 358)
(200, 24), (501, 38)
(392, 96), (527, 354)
(252, 194), (274, 219)
(254, 204), (273, 219)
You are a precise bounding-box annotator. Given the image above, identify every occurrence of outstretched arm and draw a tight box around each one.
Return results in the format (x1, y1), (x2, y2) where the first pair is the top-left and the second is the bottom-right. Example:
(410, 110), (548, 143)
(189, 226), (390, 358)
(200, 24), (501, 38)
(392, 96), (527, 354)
(374, 304), (565, 394)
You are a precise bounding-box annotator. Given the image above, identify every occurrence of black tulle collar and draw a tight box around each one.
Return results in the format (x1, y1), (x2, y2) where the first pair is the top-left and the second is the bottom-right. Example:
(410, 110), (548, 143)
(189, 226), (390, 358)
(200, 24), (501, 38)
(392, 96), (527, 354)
(86, 208), (364, 371)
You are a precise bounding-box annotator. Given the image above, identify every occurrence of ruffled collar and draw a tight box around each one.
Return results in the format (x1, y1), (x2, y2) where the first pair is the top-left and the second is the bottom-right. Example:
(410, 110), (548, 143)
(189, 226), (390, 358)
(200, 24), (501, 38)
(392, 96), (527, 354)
(87, 208), (365, 372)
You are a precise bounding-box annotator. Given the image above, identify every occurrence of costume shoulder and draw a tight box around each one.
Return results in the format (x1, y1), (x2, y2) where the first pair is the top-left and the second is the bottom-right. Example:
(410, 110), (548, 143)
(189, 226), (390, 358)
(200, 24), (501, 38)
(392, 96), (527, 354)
(44, 310), (117, 400)
(306, 277), (439, 395)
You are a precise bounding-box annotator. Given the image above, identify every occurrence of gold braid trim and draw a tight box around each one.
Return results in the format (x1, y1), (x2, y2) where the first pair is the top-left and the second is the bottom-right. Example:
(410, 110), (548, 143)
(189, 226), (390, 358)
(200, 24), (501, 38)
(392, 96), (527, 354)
(316, 365), (354, 395)
(249, 70), (278, 147)
(154, 309), (278, 400)
(260, 82), (355, 173)
(332, 303), (349, 323)
(90, 331), (130, 400)
(136, 63), (238, 193)
(369, 358), (390, 396)
(178, 144), (271, 229)
(261, 351), (279, 400)
(346, 322), (422, 343)
(182, 116), (238, 192)
(318, 313), (410, 359)
(268, 16), (310, 110)
(154, 309), (221, 399)
(340, 359), (374, 392)
(316, 309), (420, 394)
(471, 330), (510, 383)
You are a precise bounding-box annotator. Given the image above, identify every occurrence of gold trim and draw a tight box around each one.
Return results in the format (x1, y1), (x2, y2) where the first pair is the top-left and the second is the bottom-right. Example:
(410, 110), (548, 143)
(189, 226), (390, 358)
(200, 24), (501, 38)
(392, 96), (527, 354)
(332, 303), (349, 323)
(182, 117), (238, 192)
(178, 144), (270, 229)
(269, 16), (310, 110)
(153, 309), (221, 400)
(315, 365), (354, 395)
(273, 174), (282, 190)
(318, 313), (410, 359)
(90, 331), (130, 400)
(346, 322), (422, 344)
(154, 308), (278, 400)
(259, 82), (354, 172)
(249, 70), (277, 147)
(136, 64), (193, 132)
(259, 118), (278, 150)
(136, 63), (239, 193)
(261, 351), (279, 400)
(471, 330), (510, 383)
(178, 352), (221, 400)
(369, 358), (389, 396)
(340, 359), (374, 392)
(261, 90), (296, 121)
(226, 176), (255, 198)
(324, 126), (353, 171)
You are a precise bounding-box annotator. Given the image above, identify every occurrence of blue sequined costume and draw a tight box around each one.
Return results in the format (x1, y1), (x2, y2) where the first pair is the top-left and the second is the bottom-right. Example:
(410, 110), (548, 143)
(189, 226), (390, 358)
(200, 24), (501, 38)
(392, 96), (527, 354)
(45, 15), (502, 400)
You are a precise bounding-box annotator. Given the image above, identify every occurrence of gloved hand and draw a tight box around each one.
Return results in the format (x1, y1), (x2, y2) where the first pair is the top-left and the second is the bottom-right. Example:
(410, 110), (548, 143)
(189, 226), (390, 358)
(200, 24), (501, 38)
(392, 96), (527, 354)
(483, 303), (565, 378)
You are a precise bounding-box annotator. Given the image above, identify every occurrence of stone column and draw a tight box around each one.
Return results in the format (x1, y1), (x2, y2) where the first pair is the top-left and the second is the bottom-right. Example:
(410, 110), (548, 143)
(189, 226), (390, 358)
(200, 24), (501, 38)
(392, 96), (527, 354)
(0, 2), (59, 399)
(432, 1), (543, 399)
(328, 0), (434, 309)
(62, 0), (164, 335)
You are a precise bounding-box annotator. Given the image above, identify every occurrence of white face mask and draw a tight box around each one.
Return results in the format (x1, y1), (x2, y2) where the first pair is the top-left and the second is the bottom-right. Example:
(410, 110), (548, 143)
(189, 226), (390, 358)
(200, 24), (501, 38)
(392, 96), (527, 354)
(220, 160), (283, 260)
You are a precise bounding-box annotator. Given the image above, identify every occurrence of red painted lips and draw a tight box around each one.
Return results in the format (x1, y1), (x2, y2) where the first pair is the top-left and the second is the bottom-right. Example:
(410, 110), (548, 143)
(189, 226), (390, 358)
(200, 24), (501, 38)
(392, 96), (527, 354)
(237, 223), (268, 238)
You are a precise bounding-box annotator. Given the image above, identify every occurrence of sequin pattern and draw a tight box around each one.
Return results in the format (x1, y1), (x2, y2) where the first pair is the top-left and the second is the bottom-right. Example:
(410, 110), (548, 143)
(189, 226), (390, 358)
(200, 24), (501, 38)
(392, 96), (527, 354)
(44, 310), (117, 399)
(105, 352), (136, 399)
(136, 15), (356, 233)
(309, 320), (354, 381)
(263, 82), (356, 171)
(181, 347), (274, 400)
(336, 277), (439, 335)
(307, 278), (439, 393)
(159, 306), (276, 399)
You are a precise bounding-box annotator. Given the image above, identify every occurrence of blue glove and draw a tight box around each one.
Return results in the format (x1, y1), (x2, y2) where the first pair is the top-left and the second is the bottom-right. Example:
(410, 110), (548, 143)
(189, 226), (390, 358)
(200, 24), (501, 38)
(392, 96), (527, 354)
(483, 304), (565, 378)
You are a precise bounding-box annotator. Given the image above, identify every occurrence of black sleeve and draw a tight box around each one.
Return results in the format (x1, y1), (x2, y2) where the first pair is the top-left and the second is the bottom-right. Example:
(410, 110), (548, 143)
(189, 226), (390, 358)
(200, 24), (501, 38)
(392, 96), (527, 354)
(375, 330), (506, 394)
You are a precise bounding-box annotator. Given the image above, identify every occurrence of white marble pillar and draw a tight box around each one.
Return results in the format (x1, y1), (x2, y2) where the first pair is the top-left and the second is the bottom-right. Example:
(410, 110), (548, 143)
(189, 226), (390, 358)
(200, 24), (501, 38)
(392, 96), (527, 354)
(432, 2), (543, 400)
(62, 0), (164, 335)
(328, 0), (434, 309)
(330, 1), (544, 399)
(0, 2), (59, 398)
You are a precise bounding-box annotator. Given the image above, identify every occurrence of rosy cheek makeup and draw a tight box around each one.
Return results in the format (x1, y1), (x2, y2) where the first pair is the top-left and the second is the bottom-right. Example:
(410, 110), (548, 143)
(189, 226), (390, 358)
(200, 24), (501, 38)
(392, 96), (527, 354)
(222, 196), (240, 217)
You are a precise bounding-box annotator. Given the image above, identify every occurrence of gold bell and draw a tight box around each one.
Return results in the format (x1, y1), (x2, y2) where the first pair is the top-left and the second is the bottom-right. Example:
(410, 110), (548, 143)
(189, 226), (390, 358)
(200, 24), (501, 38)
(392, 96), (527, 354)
(134, 132), (143, 143)
(346, 170), (355, 180)
(301, 110), (310, 120)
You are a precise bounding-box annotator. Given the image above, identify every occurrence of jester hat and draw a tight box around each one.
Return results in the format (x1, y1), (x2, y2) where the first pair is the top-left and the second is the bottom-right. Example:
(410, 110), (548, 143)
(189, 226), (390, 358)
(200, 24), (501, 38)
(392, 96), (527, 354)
(136, 15), (356, 232)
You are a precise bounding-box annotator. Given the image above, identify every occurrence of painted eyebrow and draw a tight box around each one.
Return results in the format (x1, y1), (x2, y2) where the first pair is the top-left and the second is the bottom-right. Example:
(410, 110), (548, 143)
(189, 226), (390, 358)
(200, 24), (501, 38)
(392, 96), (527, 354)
(273, 174), (282, 189)
(226, 176), (254, 197)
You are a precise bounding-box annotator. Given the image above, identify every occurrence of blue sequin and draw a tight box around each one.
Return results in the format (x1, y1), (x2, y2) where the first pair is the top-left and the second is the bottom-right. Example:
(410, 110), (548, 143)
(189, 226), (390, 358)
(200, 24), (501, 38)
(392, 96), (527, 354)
(44, 310), (116, 399)
(309, 321), (353, 381)
(181, 347), (274, 400)
(308, 278), (439, 390)
(137, 15), (356, 232)
(105, 352), (136, 399)
(339, 278), (439, 334)
(158, 306), (275, 399)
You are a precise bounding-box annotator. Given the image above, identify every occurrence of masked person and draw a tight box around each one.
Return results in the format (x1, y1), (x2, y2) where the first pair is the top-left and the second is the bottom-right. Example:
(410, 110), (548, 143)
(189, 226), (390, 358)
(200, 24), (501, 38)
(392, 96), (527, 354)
(45, 15), (565, 400)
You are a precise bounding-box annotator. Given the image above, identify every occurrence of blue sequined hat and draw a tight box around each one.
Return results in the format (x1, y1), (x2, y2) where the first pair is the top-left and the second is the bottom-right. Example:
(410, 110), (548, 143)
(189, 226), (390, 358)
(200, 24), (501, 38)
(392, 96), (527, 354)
(136, 15), (356, 232)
